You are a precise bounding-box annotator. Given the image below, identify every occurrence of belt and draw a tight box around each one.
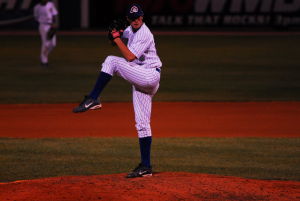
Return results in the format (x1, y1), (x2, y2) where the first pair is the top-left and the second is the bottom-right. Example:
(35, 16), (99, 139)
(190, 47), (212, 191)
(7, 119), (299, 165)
(155, 68), (161, 73)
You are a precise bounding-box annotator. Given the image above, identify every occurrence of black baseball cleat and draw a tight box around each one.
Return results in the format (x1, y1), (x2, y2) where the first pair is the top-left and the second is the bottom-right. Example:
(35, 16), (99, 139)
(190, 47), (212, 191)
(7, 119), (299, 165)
(73, 96), (102, 113)
(126, 163), (152, 178)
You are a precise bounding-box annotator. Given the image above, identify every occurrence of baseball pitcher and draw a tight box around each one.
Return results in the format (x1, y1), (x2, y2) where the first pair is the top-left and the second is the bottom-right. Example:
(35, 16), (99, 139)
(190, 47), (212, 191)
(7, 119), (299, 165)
(73, 4), (162, 178)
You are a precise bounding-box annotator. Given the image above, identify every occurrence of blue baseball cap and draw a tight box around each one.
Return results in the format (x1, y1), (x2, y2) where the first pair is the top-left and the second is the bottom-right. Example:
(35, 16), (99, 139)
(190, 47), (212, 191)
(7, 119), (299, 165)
(126, 4), (144, 20)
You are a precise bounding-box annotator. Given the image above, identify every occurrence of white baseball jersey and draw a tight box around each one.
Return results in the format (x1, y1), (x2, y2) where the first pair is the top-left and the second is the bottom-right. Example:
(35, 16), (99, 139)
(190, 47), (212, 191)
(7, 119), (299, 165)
(34, 2), (58, 24)
(122, 23), (162, 68)
(101, 23), (162, 138)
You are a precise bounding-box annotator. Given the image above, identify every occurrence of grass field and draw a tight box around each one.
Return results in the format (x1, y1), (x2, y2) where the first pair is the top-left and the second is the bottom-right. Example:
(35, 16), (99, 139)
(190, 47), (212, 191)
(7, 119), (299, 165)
(0, 137), (299, 182)
(1, 34), (300, 103)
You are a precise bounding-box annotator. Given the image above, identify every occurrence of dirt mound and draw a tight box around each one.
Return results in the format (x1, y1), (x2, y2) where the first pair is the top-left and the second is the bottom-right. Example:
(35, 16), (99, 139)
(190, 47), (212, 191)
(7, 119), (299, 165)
(1, 172), (299, 201)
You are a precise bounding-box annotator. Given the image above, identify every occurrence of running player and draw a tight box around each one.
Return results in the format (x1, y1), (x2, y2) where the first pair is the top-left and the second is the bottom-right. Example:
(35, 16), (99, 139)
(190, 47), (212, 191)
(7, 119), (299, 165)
(73, 3), (162, 178)
(34, 0), (58, 67)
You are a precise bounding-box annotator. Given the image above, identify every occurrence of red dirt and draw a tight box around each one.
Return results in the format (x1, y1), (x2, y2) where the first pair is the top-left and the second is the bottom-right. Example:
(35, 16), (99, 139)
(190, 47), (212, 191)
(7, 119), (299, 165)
(1, 172), (299, 201)
(0, 102), (300, 201)
(0, 102), (299, 138)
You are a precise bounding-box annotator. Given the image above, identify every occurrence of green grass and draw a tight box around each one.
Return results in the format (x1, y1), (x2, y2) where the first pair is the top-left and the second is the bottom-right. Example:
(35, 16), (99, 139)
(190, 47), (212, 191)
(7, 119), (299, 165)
(0, 34), (300, 103)
(0, 138), (299, 182)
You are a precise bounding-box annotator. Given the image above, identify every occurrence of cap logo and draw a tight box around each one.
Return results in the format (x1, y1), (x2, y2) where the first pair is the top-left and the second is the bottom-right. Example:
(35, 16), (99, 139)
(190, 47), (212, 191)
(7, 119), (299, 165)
(130, 6), (139, 13)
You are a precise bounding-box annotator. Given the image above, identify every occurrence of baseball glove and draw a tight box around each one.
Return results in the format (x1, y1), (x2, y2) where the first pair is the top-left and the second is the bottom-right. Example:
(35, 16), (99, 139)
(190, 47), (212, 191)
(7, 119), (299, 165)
(107, 18), (127, 42)
(47, 27), (57, 40)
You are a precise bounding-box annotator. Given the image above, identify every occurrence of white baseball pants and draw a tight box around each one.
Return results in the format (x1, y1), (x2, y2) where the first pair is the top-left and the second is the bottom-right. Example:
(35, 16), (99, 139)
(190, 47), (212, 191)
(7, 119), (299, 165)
(39, 24), (56, 63)
(101, 56), (161, 138)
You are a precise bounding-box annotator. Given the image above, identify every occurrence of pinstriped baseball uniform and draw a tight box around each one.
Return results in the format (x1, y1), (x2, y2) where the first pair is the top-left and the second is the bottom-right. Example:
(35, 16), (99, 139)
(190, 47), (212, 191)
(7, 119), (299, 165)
(101, 23), (162, 138)
(34, 1), (58, 64)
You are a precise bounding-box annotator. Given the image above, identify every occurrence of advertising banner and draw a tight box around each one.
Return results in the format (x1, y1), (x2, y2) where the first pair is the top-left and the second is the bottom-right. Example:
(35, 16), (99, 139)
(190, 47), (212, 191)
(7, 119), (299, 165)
(95, 0), (300, 28)
(1, 0), (300, 30)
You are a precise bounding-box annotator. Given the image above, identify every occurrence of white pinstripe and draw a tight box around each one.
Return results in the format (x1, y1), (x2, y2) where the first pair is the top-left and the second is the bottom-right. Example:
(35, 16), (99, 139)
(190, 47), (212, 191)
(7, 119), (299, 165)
(101, 56), (160, 138)
(102, 56), (160, 95)
(101, 23), (161, 138)
(123, 24), (162, 68)
(133, 86), (153, 138)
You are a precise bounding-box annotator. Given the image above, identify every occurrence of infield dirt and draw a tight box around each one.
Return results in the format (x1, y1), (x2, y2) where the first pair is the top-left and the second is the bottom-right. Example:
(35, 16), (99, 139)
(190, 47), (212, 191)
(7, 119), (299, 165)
(0, 102), (299, 138)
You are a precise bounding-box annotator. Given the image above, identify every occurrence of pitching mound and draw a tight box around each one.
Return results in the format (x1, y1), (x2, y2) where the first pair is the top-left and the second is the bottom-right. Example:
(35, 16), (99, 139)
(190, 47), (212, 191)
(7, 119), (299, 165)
(1, 172), (299, 201)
